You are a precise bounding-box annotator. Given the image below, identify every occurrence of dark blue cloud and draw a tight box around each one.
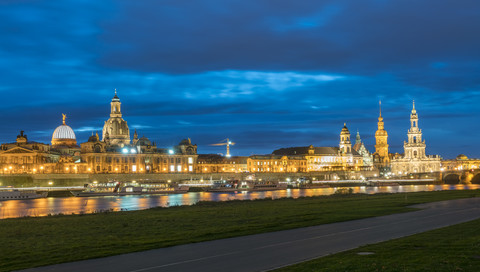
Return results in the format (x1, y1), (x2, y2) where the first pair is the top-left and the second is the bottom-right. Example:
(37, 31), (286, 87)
(0, 0), (479, 158)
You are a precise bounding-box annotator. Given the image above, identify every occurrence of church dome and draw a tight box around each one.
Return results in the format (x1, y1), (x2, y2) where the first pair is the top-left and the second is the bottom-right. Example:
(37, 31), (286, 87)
(340, 123), (350, 135)
(53, 125), (76, 140)
(52, 114), (77, 147)
(137, 136), (152, 146)
(102, 91), (130, 146)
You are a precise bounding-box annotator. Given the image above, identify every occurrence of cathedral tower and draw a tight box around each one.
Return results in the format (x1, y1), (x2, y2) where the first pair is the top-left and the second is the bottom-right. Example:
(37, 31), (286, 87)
(339, 123), (352, 154)
(102, 90), (131, 146)
(374, 101), (390, 164)
(391, 101), (441, 174)
(404, 101), (426, 159)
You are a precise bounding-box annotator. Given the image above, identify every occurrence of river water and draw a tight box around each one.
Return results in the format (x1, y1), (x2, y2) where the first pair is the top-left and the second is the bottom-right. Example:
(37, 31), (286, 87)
(1, 184), (478, 219)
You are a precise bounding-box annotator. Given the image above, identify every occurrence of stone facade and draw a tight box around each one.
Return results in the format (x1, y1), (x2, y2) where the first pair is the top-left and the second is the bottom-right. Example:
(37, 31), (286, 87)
(353, 131), (373, 167)
(102, 91), (130, 146)
(373, 101), (391, 172)
(247, 124), (368, 173)
(441, 154), (480, 171)
(391, 102), (441, 174)
(196, 154), (248, 173)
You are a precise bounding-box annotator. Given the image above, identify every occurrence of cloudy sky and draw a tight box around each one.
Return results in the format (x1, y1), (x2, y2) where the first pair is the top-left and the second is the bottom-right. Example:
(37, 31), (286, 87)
(0, 0), (479, 158)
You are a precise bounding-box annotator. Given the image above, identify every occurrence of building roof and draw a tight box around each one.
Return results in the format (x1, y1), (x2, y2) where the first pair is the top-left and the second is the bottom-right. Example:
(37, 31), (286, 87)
(198, 154), (247, 163)
(272, 146), (362, 156)
(52, 125), (76, 140)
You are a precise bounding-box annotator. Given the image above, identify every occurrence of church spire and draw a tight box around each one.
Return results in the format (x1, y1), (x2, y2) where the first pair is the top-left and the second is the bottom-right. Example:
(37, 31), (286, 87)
(379, 100), (382, 117)
(355, 130), (361, 144)
(110, 90), (122, 117)
(374, 100), (389, 167)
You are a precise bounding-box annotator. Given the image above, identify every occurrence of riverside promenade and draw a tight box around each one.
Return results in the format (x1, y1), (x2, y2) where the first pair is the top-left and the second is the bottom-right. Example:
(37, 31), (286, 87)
(21, 197), (480, 272)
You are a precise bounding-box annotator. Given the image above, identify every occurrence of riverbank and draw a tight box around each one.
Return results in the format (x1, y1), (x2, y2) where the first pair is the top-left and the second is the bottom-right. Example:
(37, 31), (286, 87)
(276, 217), (480, 271)
(1, 190), (479, 271)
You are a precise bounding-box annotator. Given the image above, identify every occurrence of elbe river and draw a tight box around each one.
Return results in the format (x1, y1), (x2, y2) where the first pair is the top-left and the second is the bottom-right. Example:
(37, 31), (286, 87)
(1, 184), (479, 219)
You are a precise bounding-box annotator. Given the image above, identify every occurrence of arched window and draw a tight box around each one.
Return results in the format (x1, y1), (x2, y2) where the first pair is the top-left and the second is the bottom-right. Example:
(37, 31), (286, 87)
(413, 136), (417, 143)
(413, 150), (418, 158)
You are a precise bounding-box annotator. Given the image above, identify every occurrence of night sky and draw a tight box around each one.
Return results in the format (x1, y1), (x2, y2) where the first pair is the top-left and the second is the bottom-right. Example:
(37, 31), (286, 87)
(1, 0), (479, 158)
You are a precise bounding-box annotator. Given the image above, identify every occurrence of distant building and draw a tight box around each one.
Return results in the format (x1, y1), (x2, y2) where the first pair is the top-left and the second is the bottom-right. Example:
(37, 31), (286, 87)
(0, 131), (58, 174)
(0, 92), (198, 174)
(80, 93), (198, 174)
(373, 101), (391, 173)
(353, 131), (373, 167)
(102, 91), (131, 147)
(391, 101), (441, 174)
(196, 154), (248, 173)
(442, 154), (480, 171)
(248, 124), (368, 173)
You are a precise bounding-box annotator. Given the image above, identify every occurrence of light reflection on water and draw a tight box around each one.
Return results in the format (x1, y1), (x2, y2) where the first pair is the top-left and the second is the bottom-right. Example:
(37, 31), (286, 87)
(0, 184), (478, 219)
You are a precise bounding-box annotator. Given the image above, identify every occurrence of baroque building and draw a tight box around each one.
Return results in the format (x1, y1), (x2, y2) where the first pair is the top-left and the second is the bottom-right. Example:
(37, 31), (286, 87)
(0, 92), (198, 174)
(0, 131), (58, 174)
(391, 101), (441, 174)
(373, 101), (390, 173)
(102, 91), (130, 146)
(196, 154), (248, 173)
(353, 131), (373, 167)
(442, 154), (480, 171)
(248, 124), (368, 173)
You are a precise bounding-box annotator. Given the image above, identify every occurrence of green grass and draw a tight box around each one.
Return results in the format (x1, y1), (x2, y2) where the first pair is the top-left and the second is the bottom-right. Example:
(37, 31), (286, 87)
(1, 190), (480, 271)
(275, 218), (480, 272)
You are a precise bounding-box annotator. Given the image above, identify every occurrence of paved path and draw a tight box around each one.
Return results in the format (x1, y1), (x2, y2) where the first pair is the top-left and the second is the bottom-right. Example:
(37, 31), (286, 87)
(21, 198), (480, 272)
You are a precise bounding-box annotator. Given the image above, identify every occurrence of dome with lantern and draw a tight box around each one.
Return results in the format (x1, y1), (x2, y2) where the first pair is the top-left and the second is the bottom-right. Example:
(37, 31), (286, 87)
(52, 114), (77, 147)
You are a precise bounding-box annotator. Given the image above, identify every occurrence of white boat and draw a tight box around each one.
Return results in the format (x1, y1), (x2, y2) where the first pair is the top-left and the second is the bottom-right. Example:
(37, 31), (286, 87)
(72, 185), (190, 197)
(0, 190), (48, 201)
(207, 181), (288, 192)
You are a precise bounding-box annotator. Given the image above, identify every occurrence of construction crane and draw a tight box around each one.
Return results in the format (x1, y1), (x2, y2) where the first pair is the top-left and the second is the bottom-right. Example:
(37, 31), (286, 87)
(210, 138), (235, 158)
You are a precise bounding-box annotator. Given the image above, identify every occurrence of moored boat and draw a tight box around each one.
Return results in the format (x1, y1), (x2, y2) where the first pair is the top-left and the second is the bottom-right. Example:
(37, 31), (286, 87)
(0, 190), (48, 201)
(72, 184), (190, 197)
(207, 181), (288, 192)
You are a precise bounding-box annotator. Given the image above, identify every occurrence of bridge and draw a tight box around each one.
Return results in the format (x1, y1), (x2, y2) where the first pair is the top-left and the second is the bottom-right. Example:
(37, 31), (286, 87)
(440, 169), (480, 184)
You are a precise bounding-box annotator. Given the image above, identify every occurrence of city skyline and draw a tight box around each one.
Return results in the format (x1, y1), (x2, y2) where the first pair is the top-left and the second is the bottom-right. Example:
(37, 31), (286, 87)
(1, 1), (479, 158)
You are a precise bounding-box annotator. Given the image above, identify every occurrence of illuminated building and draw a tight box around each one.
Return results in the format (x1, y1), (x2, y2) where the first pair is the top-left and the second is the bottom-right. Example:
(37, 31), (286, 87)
(102, 91), (131, 147)
(51, 114), (77, 148)
(353, 131), (373, 167)
(248, 155), (307, 173)
(373, 101), (390, 172)
(0, 92), (198, 174)
(391, 101), (441, 174)
(196, 154), (248, 173)
(79, 92), (198, 173)
(80, 135), (197, 173)
(248, 124), (368, 173)
(0, 131), (57, 174)
(441, 154), (480, 171)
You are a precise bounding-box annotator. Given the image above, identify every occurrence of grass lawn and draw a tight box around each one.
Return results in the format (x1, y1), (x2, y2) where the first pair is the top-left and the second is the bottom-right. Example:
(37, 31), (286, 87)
(275, 218), (480, 272)
(1, 190), (480, 271)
